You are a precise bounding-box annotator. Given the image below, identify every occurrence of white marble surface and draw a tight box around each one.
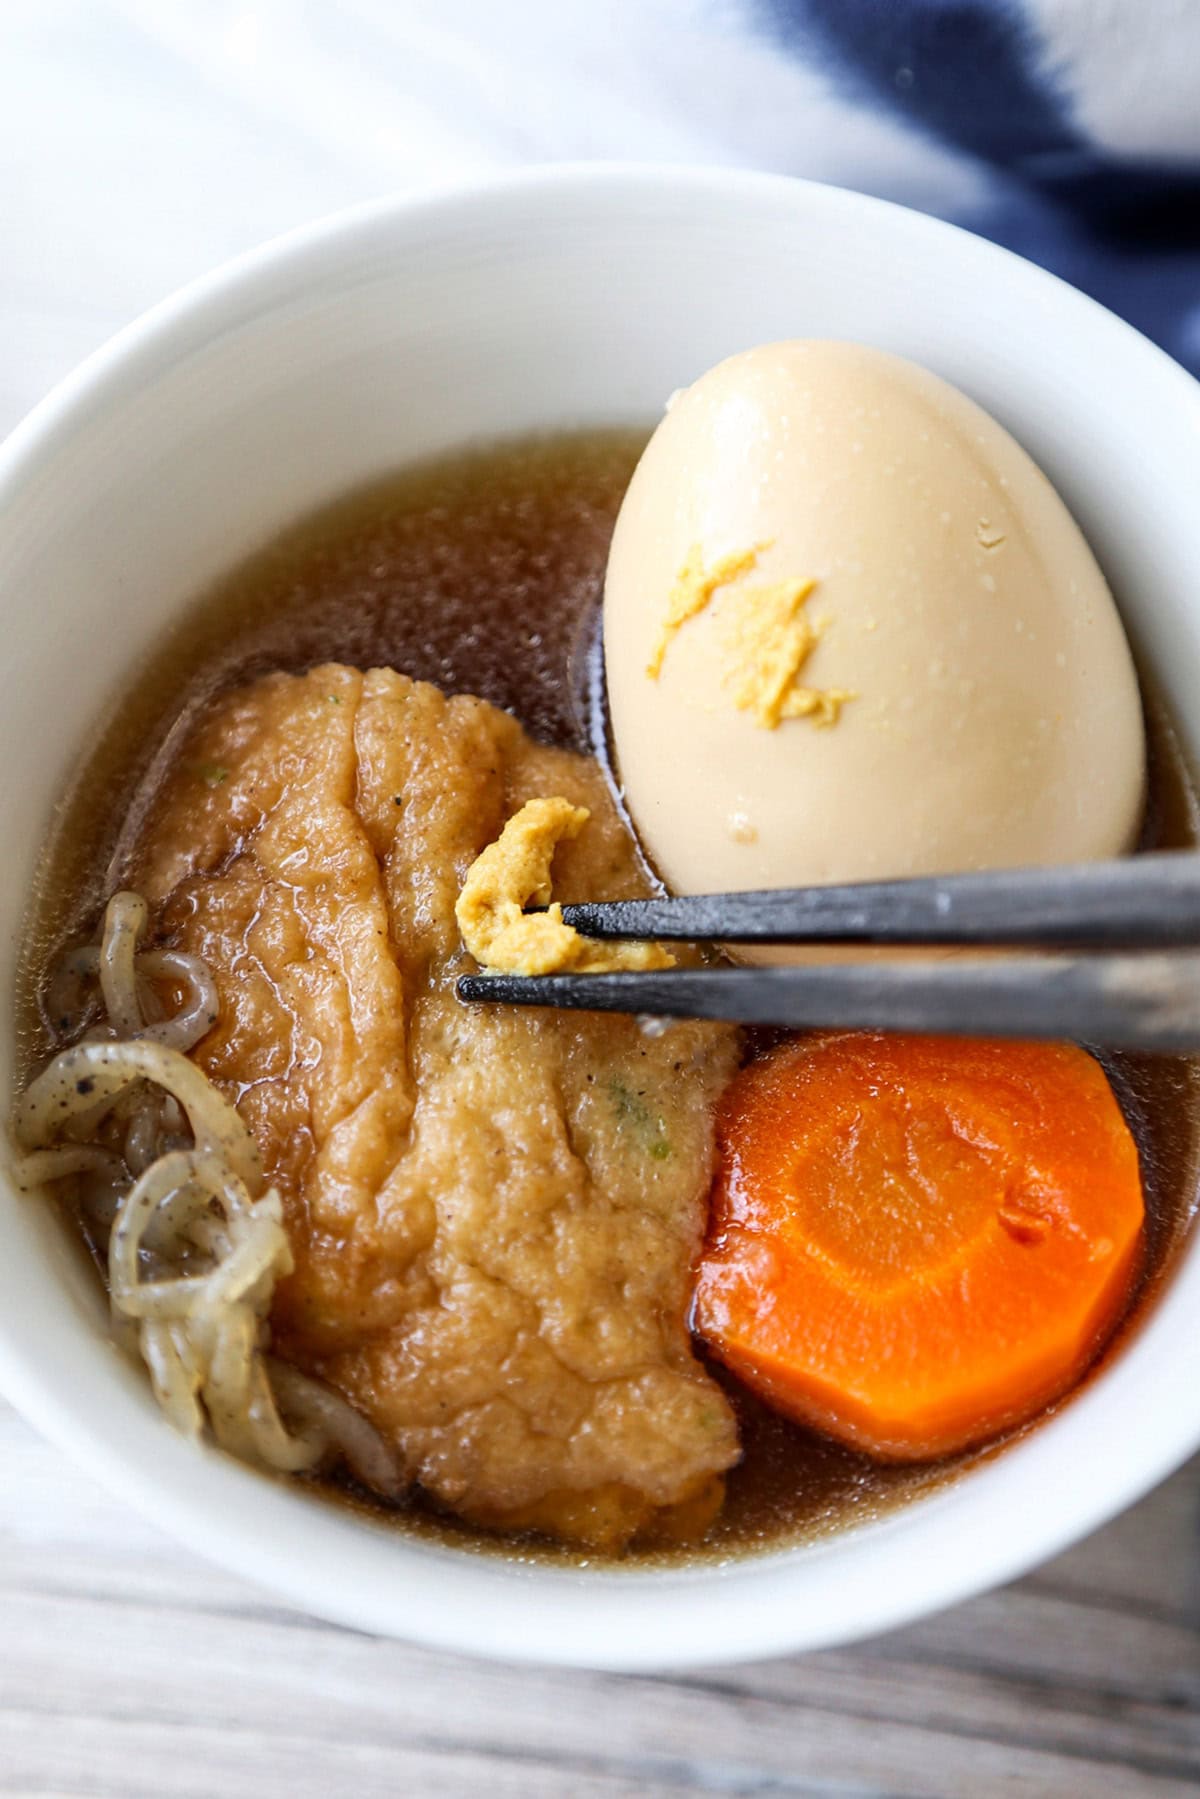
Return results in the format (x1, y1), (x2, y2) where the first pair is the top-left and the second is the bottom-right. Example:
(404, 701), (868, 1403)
(2, 6), (1199, 1794)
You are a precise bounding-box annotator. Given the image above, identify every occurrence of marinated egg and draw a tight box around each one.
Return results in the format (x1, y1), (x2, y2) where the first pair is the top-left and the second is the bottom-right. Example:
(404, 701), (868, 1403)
(604, 341), (1145, 903)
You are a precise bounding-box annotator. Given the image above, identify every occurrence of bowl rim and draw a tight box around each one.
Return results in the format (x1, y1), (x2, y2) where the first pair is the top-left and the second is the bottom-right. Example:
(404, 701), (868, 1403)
(2, 161), (1200, 1669)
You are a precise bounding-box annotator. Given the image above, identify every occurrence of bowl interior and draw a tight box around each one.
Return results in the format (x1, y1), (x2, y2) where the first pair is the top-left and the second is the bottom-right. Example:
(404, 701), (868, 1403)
(1, 168), (1199, 1668)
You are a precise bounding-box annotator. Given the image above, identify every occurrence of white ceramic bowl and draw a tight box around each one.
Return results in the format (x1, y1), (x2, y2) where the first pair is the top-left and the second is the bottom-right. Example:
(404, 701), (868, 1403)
(1, 167), (1199, 1671)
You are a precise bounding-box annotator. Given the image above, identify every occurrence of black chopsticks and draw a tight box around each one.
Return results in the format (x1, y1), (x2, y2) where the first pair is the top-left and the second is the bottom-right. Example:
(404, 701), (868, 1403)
(457, 952), (1200, 1051)
(456, 851), (1200, 1051)
(556, 852), (1200, 948)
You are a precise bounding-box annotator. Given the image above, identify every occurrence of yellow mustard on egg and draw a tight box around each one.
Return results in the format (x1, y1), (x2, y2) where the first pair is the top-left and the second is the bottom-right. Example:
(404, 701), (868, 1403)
(456, 797), (675, 976)
(646, 542), (765, 678)
(647, 542), (854, 731)
(722, 577), (854, 730)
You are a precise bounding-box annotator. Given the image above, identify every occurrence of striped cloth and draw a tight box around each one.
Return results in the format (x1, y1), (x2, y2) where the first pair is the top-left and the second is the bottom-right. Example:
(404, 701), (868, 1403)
(757, 0), (1200, 374)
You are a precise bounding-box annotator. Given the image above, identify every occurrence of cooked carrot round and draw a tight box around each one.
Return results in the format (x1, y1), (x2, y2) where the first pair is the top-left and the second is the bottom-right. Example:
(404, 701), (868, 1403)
(693, 1033), (1145, 1461)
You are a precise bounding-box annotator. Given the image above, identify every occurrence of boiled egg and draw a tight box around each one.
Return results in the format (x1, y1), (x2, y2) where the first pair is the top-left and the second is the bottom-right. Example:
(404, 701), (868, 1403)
(604, 341), (1145, 911)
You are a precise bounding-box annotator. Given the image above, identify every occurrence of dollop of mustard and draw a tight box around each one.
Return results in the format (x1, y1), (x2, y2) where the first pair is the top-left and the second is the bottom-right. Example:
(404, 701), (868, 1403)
(456, 797), (675, 976)
(647, 542), (853, 730)
(723, 575), (853, 730)
(646, 542), (765, 679)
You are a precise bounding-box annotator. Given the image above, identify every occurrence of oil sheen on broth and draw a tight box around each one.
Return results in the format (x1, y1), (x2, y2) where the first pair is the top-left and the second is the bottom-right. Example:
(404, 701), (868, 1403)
(21, 430), (1200, 1564)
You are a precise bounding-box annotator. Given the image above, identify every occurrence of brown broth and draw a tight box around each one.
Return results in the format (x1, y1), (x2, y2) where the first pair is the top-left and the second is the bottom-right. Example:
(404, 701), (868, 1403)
(19, 429), (1200, 1565)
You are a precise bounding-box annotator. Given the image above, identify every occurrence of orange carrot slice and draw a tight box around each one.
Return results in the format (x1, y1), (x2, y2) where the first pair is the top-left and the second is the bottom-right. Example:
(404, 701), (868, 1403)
(693, 1033), (1145, 1461)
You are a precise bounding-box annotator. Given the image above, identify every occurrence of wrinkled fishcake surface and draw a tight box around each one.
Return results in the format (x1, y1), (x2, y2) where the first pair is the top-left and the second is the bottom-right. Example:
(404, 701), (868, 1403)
(128, 665), (740, 1546)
